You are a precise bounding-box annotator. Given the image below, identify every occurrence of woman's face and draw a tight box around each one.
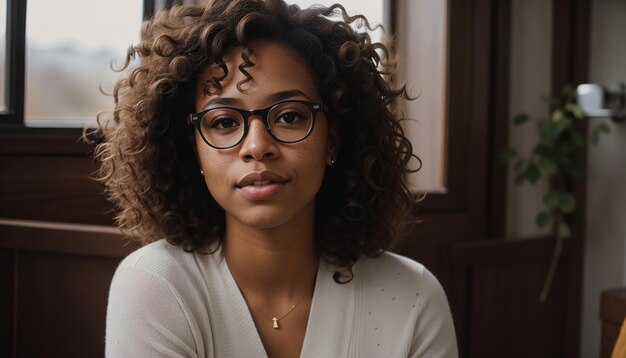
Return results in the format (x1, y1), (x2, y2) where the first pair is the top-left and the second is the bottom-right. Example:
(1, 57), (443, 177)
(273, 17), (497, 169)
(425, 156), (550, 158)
(194, 41), (337, 230)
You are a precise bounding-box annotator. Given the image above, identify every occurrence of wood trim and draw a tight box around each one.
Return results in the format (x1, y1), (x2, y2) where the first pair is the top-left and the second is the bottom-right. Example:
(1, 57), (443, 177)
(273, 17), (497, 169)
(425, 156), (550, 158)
(0, 219), (138, 258)
(0, 251), (15, 358)
(0, 128), (90, 156)
(1, 0), (26, 125)
(144, 0), (156, 19)
(415, 0), (491, 222)
(601, 289), (626, 358)
(386, 0), (396, 35)
(450, 237), (571, 357)
(551, 0), (591, 93)
(487, 0), (511, 239)
(451, 235), (554, 267)
(0, 219), (132, 357)
(551, 0), (591, 356)
(601, 289), (626, 326)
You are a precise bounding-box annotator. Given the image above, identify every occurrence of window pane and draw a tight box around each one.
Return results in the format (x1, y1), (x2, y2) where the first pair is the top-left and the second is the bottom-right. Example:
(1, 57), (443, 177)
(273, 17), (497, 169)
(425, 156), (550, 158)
(25, 0), (143, 127)
(0, 0), (6, 112)
(396, 1), (448, 192)
(285, 0), (385, 42)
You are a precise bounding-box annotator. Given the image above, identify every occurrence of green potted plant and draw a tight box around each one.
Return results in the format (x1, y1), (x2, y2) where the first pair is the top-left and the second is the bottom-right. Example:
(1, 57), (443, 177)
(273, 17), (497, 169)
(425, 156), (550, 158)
(500, 84), (610, 302)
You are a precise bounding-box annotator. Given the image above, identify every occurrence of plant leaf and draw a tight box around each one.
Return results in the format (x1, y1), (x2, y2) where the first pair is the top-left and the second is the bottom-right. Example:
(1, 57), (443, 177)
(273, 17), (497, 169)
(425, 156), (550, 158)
(536, 211), (550, 228)
(551, 109), (565, 122)
(526, 162), (541, 184)
(498, 147), (518, 161)
(513, 113), (530, 125)
(559, 192), (576, 213)
(565, 162), (584, 178)
(533, 144), (551, 157)
(557, 221), (572, 239)
(538, 119), (568, 144)
(543, 190), (560, 210)
(562, 83), (575, 97)
(515, 158), (525, 172)
(538, 157), (558, 176)
(599, 123), (611, 133)
(547, 96), (561, 111)
(571, 131), (585, 147)
(564, 103), (586, 119)
(591, 123), (611, 145)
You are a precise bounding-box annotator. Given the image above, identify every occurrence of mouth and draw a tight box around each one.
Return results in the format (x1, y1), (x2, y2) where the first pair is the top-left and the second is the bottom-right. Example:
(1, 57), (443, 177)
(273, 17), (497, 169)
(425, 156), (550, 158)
(236, 171), (289, 188)
(236, 171), (289, 201)
(249, 180), (272, 186)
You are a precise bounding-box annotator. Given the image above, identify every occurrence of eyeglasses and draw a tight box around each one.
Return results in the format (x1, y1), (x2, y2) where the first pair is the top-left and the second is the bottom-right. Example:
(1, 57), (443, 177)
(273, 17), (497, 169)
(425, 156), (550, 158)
(188, 100), (329, 149)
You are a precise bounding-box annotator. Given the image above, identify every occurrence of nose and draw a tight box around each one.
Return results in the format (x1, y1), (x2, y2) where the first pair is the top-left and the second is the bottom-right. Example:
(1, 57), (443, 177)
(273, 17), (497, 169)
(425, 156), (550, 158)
(238, 115), (279, 161)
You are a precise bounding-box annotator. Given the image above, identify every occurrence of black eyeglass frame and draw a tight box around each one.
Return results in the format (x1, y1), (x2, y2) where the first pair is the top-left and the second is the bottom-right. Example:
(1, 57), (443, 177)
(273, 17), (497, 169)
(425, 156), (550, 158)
(187, 99), (330, 150)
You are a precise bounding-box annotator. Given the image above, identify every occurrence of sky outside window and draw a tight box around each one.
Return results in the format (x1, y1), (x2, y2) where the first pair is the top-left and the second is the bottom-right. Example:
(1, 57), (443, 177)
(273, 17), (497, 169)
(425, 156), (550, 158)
(25, 0), (142, 127)
(0, 0), (7, 112)
(21, 0), (383, 127)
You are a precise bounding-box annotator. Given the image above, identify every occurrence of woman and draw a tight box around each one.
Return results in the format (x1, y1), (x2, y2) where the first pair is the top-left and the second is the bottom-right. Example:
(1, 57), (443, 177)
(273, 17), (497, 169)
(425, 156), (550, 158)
(99, 0), (457, 357)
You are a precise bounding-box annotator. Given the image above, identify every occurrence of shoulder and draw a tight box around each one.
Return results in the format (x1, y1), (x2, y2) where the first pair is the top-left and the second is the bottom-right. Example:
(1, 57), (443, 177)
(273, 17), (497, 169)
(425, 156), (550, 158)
(108, 239), (199, 310)
(354, 251), (440, 296)
(353, 252), (458, 357)
(116, 239), (188, 275)
(106, 240), (210, 356)
(111, 239), (222, 302)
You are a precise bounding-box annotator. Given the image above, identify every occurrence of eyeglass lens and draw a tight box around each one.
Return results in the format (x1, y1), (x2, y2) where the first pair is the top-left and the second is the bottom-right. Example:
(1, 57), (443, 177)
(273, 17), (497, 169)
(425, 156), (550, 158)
(199, 101), (314, 148)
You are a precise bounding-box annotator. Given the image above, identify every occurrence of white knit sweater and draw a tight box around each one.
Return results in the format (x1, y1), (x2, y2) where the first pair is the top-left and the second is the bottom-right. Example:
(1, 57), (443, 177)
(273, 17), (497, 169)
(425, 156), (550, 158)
(105, 240), (458, 357)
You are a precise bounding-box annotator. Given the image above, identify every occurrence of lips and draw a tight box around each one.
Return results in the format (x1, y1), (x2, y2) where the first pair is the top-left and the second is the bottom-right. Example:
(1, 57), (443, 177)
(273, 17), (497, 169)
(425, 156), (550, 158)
(236, 171), (289, 201)
(236, 171), (289, 188)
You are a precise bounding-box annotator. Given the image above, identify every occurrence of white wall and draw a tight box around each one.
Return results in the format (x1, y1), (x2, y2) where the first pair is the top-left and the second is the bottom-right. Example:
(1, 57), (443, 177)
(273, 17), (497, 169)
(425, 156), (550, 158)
(582, 0), (626, 355)
(395, 0), (448, 192)
(506, 0), (553, 239)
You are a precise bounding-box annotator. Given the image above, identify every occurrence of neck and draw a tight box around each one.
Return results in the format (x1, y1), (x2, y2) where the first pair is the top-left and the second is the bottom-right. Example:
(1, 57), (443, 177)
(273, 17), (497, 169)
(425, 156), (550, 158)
(223, 210), (319, 300)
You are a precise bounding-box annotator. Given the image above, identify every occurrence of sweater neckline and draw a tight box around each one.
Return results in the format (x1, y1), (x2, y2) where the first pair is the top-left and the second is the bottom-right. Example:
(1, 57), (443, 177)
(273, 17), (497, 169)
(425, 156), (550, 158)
(210, 247), (355, 357)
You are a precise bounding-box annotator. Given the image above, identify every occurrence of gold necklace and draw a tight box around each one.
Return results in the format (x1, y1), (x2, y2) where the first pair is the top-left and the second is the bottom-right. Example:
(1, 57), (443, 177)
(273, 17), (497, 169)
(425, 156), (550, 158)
(258, 293), (308, 329)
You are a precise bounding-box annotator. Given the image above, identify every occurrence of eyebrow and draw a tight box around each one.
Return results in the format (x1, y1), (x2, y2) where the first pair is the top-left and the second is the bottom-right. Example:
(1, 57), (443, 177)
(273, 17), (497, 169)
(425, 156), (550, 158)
(268, 90), (312, 103)
(201, 89), (313, 110)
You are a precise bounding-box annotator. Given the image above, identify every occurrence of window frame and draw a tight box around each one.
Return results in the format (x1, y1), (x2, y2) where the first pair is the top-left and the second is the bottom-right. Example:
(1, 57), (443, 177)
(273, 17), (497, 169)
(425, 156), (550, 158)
(0, 0), (155, 132)
(0, 0), (391, 134)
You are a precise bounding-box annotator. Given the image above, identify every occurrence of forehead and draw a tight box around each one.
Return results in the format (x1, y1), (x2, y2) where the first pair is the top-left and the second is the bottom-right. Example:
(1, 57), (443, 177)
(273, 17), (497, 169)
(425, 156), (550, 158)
(196, 41), (319, 104)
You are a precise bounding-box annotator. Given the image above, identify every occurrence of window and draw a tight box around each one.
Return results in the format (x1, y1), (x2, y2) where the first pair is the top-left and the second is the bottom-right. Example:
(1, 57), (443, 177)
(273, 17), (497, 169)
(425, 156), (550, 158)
(0, 0), (387, 129)
(0, 0), (6, 112)
(0, 0), (146, 128)
(25, 0), (143, 127)
(395, 1), (448, 193)
(285, 0), (386, 43)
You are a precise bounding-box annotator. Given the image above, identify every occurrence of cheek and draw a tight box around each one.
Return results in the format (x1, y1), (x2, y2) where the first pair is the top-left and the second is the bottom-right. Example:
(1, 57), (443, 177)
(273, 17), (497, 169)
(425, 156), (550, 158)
(196, 145), (229, 193)
(296, 134), (330, 182)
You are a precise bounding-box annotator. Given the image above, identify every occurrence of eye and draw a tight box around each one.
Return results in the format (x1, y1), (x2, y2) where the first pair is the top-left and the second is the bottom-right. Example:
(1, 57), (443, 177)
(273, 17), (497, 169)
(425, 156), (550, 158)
(210, 117), (240, 129)
(275, 111), (306, 125)
(202, 108), (243, 131)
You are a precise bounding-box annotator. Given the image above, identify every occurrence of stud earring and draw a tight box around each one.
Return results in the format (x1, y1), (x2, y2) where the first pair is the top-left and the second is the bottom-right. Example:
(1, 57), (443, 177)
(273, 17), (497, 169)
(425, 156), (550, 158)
(328, 157), (336, 166)
(200, 170), (204, 176)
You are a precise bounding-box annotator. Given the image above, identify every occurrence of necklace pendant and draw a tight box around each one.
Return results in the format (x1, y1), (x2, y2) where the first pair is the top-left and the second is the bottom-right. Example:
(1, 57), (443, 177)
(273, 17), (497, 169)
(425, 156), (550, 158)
(272, 317), (279, 329)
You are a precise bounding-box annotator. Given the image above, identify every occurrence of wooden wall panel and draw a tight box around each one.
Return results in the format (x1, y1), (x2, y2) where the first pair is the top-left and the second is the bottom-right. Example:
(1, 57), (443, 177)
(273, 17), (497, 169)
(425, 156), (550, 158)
(0, 251), (15, 358)
(0, 156), (113, 226)
(601, 289), (626, 358)
(15, 252), (121, 358)
(451, 238), (571, 357)
(0, 220), (136, 357)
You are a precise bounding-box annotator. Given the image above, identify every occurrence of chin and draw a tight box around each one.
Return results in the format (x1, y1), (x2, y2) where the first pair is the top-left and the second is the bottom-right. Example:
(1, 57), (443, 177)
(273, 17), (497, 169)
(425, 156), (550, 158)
(226, 200), (316, 231)
(231, 206), (298, 229)
(236, 217), (293, 231)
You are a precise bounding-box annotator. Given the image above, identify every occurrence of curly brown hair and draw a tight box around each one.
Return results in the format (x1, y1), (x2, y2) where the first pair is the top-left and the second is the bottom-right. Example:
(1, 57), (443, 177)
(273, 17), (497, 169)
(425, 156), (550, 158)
(90, 0), (419, 280)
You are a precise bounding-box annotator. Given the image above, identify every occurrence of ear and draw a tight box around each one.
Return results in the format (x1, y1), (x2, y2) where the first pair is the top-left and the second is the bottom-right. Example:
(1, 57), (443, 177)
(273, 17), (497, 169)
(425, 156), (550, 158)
(326, 121), (340, 164)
